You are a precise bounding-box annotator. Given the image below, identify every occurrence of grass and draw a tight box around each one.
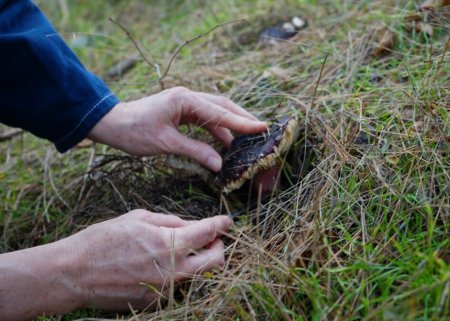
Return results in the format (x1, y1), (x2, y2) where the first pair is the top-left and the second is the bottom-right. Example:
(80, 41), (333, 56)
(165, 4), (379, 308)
(1, 0), (449, 320)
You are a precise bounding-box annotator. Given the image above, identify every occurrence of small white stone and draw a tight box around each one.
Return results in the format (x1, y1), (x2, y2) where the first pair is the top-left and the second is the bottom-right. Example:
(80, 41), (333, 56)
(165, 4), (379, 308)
(292, 16), (306, 29)
(282, 22), (296, 33)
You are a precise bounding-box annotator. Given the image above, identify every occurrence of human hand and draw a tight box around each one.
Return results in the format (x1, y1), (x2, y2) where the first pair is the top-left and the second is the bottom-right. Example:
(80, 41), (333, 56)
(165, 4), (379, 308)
(0, 210), (231, 320)
(66, 210), (232, 311)
(88, 87), (267, 171)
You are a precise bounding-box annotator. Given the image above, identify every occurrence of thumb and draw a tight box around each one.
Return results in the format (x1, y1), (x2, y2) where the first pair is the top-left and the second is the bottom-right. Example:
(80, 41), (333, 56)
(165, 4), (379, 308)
(166, 128), (223, 172)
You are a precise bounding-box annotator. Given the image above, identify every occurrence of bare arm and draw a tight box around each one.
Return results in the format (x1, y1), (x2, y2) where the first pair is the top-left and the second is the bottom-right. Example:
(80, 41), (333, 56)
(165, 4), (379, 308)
(0, 211), (232, 320)
(0, 238), (83, 320)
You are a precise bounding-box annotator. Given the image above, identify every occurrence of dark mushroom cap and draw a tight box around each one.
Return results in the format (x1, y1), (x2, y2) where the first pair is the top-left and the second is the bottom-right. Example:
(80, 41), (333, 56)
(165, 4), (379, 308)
(259, 26), (298, 43)
(216, 115), (299, 193)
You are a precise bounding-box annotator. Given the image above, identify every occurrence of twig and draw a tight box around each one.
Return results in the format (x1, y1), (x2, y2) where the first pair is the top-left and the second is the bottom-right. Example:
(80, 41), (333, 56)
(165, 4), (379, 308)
(159, 19), (245, 84)
(310, 54), (329, 110)
(108, 17), (160, 77)
(0, 128), (22, 142)
(110, 17), (244, 90)
(104, 52), (140, 79)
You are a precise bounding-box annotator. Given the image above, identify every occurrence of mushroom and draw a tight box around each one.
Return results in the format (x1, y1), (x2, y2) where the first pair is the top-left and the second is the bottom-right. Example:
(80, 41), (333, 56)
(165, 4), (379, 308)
(216, 116), (300, 193)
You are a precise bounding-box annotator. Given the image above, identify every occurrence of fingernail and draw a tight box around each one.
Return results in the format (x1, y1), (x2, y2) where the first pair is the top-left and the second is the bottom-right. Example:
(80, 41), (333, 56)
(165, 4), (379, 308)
(208, 156), (222, 171)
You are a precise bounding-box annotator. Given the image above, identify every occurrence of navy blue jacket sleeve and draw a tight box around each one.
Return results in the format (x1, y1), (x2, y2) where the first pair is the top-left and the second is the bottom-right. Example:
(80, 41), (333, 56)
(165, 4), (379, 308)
(0, 0), (120, 152)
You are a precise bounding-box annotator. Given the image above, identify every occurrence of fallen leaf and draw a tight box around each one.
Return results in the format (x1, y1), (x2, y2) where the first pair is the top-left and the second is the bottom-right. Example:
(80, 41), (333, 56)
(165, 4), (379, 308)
(406, 21), (434, 36)
(373, 28), (396, 57)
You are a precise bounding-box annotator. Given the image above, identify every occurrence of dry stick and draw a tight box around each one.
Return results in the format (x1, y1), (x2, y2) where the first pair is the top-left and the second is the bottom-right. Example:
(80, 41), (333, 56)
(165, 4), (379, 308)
(108, 18), (160, 77)
(104, 53), (140, 79)
(310, 54), (329, 110)
(109, 18), (244, 90)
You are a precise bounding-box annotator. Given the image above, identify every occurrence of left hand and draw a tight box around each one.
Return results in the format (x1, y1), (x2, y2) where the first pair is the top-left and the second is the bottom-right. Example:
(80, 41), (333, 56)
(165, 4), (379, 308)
(88, 87), (267, 171)
(68, 210), (233, 311)
(0, 210), (233, 319)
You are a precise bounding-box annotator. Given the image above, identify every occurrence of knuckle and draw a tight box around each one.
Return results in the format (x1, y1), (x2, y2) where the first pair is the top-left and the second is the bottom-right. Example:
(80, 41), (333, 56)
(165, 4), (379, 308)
(220, 108), (231, 117)
(218, 96), (232, 106)
(156, 229), (172, 250)
(131, 209), (148, 216)
(126, 209), (150, 220)
(172, 215), (185, 224)
(204, 223), (216, 242)
(171, 86), (189, 95)
(164, 86), (189, 104)
(166, 214), (184, 225)
(217, 109), (231, 123)
(120, 209), (140, 219)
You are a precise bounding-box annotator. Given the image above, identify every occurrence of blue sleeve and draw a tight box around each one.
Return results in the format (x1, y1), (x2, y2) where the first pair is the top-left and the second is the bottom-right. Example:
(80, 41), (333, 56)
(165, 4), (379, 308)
(0, 0), (120, 152)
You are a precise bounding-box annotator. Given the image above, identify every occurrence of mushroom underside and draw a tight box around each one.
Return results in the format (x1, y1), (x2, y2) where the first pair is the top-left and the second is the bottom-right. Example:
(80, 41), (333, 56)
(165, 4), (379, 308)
(217, 116), (299, 193)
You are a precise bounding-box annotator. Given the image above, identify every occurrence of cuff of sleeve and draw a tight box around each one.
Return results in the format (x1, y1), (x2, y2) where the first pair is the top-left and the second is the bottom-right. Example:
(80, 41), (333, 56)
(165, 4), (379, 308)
(55, 92), (120, 153)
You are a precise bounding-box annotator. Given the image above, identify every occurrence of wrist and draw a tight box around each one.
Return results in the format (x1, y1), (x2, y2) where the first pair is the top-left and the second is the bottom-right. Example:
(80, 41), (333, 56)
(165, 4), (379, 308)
(52, 236), (90, 310)
(0, 240), (85, 320)
(87, 101), (130, 150)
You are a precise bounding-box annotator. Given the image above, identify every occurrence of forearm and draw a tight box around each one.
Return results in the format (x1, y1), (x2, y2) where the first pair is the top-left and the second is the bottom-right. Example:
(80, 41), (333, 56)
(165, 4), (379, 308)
(0, 240), (84, 321)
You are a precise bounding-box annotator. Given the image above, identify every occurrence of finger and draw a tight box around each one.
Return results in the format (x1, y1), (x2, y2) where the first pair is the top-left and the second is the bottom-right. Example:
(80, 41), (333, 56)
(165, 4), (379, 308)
(177, 215), (233, 249)
(185, 97), (267, 135)
(165, 128), (223, 172)
(195, 92), (260, 121)
(203, 123), (234, 148)
(186, 238), (225, 274)
(141, 214), (193, 228)
(125, 210), (194, 228)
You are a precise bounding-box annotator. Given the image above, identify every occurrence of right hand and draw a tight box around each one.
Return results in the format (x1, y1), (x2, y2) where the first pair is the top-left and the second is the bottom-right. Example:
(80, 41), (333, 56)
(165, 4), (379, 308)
(88, 87), (267, 172)
(64, 210), (232, 311)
